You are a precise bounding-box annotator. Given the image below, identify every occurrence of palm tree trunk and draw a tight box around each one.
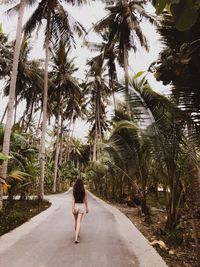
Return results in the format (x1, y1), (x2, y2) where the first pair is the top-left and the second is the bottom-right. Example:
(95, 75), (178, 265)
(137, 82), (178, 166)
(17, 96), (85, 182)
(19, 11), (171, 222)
(93, 121), (98, 162)
(67, 119), (75, 160)
(97, 95), (102, 160)
(25, 100), (34, 132)
(112, 91), (116, 110)
(123, 43), (129, 89)
(58, 100), (64, 192)
(38, 25), (50, 200)
(97, 96), (102, 141)
(93, 94), (99, 162)
(67, 114), (75, 161)
(189, 150), (200, 259)
(36, 109), (42, 136)
(0, 0), (25, 209)
(14, 95), (18, 125)
(52, 107), (61, 193)
(64, 114), (73, 161)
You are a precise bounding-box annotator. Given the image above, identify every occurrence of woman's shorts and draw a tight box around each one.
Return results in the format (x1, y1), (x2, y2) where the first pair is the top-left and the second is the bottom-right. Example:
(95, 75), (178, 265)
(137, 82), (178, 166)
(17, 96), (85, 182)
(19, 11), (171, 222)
(74, 203), (85, 214)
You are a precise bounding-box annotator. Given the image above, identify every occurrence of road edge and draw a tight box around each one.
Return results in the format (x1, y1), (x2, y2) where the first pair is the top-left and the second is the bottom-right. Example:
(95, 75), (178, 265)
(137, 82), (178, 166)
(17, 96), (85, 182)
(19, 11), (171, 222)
(89, 191), (168, 267)
(0, 190), (70, 253)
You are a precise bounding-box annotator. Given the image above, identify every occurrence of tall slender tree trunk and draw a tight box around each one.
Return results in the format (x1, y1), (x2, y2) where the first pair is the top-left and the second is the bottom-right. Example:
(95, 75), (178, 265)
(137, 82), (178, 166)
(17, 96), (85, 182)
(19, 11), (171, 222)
(123, 43), (129, 89)
(36, 109), (42, 136)
(122, 0), (132, 86)
(93, 93), (99, 162)
(52, 105), (61, 193)
(97, 95), (102, 160)
(38, 25), (50, 200)
(25, 100), (34, 132)
(0, 0), (25, 209)
(93, 121), (98, 162)
(112, 91), (116, 110)
(110, 67), (116, 110)
(58, 99), (64, 192)
(14, 95), (18, 125)
(67, 114), (75, 161)
(67, 119), (75, 161)
(64, 114), (73, 161)
(189, 148), (200, 260)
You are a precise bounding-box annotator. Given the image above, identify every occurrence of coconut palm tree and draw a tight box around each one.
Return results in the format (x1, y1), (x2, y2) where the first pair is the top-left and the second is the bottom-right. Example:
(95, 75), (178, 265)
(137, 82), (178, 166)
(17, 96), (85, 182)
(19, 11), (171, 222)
(23, 0), (85, 199)
(2, 37), (44, 129)
(0, 25), (12, 124)
(83, 30), (118, 109)
(105, 77), (192, 225)
(0, 121), (39, 201)
(152, 12), (200, 251)
(0, 0), (39, 209)
(94, 0), (154, 88)
(49, 41), (82, 193)
(0, 24), (12, 80)
(85, 58), (111, 161)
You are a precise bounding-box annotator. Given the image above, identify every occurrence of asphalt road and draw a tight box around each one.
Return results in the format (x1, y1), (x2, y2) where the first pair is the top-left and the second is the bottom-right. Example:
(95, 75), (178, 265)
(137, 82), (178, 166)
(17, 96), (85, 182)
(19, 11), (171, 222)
(0, 190), (167, 267)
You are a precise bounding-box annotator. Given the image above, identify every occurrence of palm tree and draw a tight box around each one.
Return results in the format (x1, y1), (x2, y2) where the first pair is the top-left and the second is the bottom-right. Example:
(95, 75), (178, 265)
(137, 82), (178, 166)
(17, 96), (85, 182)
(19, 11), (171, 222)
(0, 0), (27, 209)
(23, 0), (85, 199)
(0, 121), (39, 201)
(2, 37), (44, 130)
(49, 41), (82, 192)
(84, 30), (118, 109)
(68, 137), (84, 168)
(94, 0), (154, 88)
(0, 25), (12, 124)
(85, 58), (111, 161)
(105, 77), (191, 224)
(153, 12), (200, 252)
(0, 24), (12, 80)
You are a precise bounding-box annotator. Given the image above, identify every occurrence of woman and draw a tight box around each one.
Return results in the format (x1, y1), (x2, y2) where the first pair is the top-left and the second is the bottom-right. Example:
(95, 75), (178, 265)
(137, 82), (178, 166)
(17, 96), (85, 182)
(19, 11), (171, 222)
(72, 177), (88, 243)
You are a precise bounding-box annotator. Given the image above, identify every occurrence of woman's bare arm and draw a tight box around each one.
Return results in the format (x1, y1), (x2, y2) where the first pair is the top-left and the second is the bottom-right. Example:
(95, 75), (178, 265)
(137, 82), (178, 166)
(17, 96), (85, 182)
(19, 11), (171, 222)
(84, 191), (89, 213)
(72, 193), (75, 214)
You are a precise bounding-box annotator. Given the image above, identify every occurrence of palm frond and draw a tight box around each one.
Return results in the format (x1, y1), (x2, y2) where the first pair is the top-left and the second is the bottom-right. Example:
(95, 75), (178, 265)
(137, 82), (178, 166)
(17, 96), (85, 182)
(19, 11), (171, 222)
(23, 2), (46, 36)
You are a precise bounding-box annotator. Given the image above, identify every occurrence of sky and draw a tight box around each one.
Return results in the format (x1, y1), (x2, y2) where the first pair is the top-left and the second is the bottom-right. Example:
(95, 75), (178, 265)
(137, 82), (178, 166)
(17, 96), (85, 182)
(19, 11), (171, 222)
(0, 0), (171, 141)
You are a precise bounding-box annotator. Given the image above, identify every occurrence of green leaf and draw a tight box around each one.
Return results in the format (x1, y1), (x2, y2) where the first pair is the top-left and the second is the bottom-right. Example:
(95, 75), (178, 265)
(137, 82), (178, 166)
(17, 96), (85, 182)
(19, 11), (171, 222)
(153, 0), (180, 14)
(133, 71), (145, 80)
(0, 23), (3, 33)
(0, 152), (11, 161)
(165, 4), (171, 13)
(9, 170), (31, 181)
(152, 0), (200, 30)
(155, 0), (168, 14)
(171, 0), (199, 31)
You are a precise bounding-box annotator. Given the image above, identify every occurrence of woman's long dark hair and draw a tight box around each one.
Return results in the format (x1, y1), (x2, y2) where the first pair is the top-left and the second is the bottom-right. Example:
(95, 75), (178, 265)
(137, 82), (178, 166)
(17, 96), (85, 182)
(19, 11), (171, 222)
(73, 178), (85, 203)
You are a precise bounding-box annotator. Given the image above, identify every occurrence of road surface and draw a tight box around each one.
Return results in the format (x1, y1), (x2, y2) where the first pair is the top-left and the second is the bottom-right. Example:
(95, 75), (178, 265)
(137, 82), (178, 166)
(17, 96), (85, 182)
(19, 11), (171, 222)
(0, 190), (167, 267)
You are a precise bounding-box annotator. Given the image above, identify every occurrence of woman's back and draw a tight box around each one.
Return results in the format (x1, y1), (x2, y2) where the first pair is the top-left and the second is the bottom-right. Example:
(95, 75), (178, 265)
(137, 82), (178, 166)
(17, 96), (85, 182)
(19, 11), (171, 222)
(73, 190), (85, 203)
(73, 178), (85, 203)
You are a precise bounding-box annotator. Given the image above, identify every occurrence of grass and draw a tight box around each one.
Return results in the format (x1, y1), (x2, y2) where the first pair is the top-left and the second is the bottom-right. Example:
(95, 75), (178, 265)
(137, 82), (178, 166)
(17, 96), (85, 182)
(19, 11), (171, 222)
(0, 199), (51, 236)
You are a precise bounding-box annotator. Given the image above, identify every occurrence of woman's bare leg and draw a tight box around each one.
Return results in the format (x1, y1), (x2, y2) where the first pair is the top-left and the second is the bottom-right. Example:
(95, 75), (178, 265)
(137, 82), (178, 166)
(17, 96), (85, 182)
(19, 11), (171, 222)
(73, 213), (78, 231)
(75, 213), (83, 242)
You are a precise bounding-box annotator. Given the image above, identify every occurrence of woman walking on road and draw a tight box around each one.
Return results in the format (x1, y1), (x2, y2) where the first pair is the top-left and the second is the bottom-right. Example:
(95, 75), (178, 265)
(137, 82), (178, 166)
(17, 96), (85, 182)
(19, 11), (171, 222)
(72, 177), (88, 243)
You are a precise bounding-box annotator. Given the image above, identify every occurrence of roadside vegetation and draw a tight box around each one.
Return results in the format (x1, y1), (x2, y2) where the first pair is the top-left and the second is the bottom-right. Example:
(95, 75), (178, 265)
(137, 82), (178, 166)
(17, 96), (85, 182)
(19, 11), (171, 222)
(0, 199), (51, 236)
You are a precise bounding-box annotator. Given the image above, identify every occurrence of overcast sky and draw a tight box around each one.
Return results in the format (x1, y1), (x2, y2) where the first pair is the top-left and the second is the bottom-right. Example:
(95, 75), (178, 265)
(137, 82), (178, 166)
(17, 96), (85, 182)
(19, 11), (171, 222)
(0, 1), (170, 140)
